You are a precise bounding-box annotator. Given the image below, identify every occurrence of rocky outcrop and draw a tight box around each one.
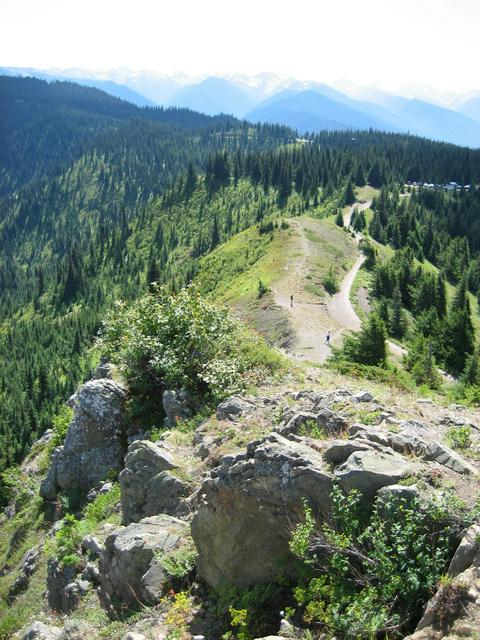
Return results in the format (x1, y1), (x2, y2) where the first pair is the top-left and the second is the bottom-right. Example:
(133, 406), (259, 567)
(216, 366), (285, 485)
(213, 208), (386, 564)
(216, 395), (257, 421)
(99, 515), (185, 613)
(92, 357), (115, 380)
(20, 621), (95, 640)
(7, 546), (40, 602)
(40, 379), (127, 500)
(334, 450), (412, 499)
(46, 559), (90, 613)
(21, 622), (62, 640)
(404, 524), (480, 639)
(448, 524), (480, 577)
(423, 442), (478, 475)
(162, 389), (198, 427)
(119, 440), (189, 524)
(275, 411), (318, 437)
(322, 439), (371, 465)
(191, 433), (334, 588)
(348, 422), (478, 476)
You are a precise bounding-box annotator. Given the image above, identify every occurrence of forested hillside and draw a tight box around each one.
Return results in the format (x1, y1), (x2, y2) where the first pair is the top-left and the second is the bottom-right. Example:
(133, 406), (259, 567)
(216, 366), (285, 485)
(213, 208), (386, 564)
(2, 76), (480, 501)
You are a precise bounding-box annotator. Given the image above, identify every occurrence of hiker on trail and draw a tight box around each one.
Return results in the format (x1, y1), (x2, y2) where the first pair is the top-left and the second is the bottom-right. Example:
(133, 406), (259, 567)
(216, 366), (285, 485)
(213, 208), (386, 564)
(290, 294), (293, 307)
(324, 330), (331, 345)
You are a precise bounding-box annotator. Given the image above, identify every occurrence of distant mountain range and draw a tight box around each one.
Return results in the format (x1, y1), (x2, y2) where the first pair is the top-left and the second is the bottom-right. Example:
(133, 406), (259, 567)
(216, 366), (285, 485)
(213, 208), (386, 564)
(3, 67), (480, 147)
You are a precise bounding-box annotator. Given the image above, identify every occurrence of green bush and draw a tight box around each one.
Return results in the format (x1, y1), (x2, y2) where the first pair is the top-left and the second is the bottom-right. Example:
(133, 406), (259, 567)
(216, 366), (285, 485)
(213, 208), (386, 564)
(83, 483), (121, 524)
(51, 514), (88, 566)
(322, 267), (339, 295)
(290, 486), (455, 638)
(257, 279), (269, 299)
(99, 285), (286, 413)
(216, 583), (288, 640)
(339, 313), (387, 367)
(445, 425), (472, 451)
(404, 335), (442, 390)
(160, 537), (198, 581)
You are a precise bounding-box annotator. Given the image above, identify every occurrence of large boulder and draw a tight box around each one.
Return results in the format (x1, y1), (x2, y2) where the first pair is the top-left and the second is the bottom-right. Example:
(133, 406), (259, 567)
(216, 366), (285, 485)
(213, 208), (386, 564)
(191, 433), (334, 588)
(99, 515), (185, 613)
(21, 622), (62, 640)
(119, 440), (188, 524)
(216, 395), (257, 421)
(448, 524), (480, 577)
(423, 442), (478, 475)
(41, 379), (127, 499)
(334, 450), (412, 499)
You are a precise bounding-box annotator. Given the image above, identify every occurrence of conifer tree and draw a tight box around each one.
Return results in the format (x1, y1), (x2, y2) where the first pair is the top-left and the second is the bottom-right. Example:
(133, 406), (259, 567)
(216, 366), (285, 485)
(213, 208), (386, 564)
(342, 179), (356, 206)
(390, 286), (407, 338)
(343, 313), (387, 367)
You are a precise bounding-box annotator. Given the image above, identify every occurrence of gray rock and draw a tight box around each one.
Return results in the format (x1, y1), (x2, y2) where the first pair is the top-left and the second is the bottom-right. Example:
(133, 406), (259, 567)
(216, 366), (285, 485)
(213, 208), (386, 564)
(448, 524), (480, 578)
(121, 634), (147, 640)
(99, 515), (185, 613)
(7, 546), (40, 601)
(335, 450), (411, 499)
(323, 440), (372, 465)
(119, 440), (188, 524)
(276, 411), (318, 436)
(316, 408), (349, 434)
(143, 471), (189, 517)
(216, 395), (257, 421)
(36, 429), (55, 447)
(423, 442), (478, 475)
(22, 546), (40, 575)
(40, 446), (63, 500)
(81, 534), (103, 557)
(41, 379), (127, 499)
(59, 620), (95, 640)
(46, 558), (79, 612)
(376, 484), (420, 516)
(387, 430), (427, 456)
(80, 562), (100, 584)
(162, 389), (197, 427)
(191, 433), (334, 588)
(352, 390), (374, 403)
(92, 357), (115, 380)
(349, 424), (390, 447)
(21, 622), (63, 640)
(62, 580), (91, 612)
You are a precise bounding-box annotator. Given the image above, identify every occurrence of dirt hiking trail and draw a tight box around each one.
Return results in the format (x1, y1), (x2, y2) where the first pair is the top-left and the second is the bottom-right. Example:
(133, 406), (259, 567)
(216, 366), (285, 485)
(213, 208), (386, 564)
(272, 202), (371, 364)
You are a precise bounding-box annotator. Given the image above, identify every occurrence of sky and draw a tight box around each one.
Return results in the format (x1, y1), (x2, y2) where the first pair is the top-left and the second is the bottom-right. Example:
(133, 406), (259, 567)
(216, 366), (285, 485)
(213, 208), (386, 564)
(1, 0), (480, 94)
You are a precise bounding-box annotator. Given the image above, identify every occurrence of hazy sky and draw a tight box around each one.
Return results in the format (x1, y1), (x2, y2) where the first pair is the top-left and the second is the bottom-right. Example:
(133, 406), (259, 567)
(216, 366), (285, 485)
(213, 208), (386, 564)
(1, 0), (479, 93)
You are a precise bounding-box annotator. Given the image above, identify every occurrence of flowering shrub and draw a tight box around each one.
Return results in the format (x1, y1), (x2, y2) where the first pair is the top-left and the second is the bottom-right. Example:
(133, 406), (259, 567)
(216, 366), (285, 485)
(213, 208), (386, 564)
(99, 285), (284, 409)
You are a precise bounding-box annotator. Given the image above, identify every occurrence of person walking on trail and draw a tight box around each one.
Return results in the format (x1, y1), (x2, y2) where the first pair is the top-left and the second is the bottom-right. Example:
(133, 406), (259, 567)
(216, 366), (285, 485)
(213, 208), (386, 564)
(290, 294), (293, 307)
(324, 330), (331, 346)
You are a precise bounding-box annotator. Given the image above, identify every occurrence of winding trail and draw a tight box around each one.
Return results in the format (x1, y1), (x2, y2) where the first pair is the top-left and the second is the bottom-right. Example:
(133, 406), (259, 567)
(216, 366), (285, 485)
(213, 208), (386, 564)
(271, 201), (455, 380)
(272, 202), (372, 363)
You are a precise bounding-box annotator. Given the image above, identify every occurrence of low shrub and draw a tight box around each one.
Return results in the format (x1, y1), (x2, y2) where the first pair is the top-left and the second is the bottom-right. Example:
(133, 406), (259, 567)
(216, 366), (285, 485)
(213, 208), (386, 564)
(290, 486), (456, 638)
(83, 483), (121, 524)
(99, 285), (286, 421)
(445, 425), (472, 451)
(322, 267), (339, 295)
